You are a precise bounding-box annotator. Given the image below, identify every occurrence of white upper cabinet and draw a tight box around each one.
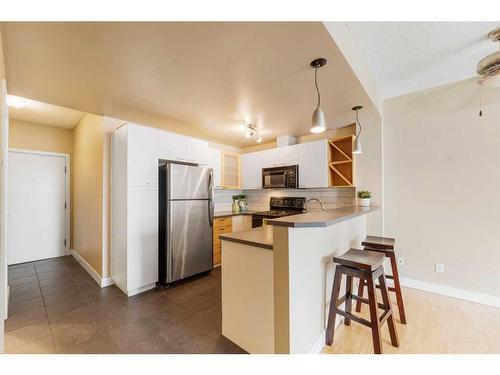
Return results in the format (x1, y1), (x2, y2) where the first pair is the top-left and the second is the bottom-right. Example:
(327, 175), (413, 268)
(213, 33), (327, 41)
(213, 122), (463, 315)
(127, 123), (159, 186)
(259, 145), (299, 169)
(298, 139), (329, 188)
(242, 152), (263, 189)
(260, 149), (279, 168)
(278, 144), (299, 166)
(158, 130), (187, 162)
(186, 137), (209, 165)
(207, 148), (222, 189)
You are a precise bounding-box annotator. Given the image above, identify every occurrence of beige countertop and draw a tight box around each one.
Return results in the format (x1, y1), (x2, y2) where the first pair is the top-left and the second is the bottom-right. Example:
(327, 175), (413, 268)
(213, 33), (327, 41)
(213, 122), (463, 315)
(214, 210), (256, 218)
(266, 206), (380, 228)
(219, 225), (273, 250)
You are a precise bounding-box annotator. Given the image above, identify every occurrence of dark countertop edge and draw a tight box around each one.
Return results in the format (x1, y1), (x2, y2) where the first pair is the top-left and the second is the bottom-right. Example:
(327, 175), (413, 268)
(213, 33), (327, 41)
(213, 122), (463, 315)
(219, 226), (273, 250)
(213, 210), (255, 218)
(266, 206), (381, 228)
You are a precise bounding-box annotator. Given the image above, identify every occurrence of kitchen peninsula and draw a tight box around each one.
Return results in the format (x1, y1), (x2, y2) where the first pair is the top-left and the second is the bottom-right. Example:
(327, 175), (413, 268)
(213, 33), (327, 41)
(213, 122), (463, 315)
(220, 206), (380, 354)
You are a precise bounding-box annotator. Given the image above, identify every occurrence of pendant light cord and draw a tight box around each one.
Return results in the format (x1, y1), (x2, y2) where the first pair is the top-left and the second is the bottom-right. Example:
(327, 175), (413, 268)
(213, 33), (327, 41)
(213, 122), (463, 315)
(315, 65), (321, 107)
(355, 109), (362, 139)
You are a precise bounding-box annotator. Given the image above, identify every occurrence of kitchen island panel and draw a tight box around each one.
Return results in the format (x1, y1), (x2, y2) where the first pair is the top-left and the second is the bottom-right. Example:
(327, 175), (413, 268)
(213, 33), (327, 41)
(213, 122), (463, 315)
(221, 240), (274, 354)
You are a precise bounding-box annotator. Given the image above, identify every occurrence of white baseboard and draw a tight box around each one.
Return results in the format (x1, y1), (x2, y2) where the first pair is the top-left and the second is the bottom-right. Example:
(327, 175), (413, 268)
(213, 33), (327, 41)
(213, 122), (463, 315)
(101, 277), (114, 287)
(71, 249), (114, 289)
(309, 315), (344, 354)
(309, 330), (326, 354)
(126, 283), (156, 297)
(400, 277), (500, 308)
(113, 279), (155, 297)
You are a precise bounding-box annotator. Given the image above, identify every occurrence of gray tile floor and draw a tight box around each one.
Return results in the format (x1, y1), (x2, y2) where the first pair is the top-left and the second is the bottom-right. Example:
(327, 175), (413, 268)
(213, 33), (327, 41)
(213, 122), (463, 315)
(6, 256), (246, 354)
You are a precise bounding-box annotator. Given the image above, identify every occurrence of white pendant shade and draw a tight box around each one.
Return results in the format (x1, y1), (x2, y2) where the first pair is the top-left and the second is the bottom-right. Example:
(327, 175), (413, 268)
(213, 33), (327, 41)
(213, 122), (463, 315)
(352, 137), (362, 154)
(310, 106), (326, 133)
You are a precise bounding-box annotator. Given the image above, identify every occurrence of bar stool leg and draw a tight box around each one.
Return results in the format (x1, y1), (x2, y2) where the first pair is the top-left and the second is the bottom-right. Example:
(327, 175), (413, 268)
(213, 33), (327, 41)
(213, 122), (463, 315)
(379, 273), (400, 348)
(326, 268), (342, 345)
(389, 253), (407, 324)
(366, 273), (383, 354)
(344, 275), (353, 326)
(355, 280), (364, 313)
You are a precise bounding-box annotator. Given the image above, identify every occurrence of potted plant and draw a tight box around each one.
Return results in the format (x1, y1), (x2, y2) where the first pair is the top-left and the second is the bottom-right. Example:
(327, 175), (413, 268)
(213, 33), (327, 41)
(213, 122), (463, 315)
(357, 190), (372, 207)
(232, 194), (245, 213)
(237, 194), (248, 212)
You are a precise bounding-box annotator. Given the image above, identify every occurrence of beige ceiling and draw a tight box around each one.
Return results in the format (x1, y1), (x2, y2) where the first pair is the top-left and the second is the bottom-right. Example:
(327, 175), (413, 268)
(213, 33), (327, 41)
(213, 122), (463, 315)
(8, 95), (84, 128)
(1, 22), (376, 147)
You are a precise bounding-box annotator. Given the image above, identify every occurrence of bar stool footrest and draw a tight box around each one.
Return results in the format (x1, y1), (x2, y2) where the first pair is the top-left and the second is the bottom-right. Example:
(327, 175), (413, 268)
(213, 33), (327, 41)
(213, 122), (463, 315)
(360, 280), (397, 292)
(335, 309), (371, 328)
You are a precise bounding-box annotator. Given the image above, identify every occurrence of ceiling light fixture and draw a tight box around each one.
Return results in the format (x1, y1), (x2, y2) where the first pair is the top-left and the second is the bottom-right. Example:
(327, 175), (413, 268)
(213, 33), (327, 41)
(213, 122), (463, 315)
(310, 58), (327, 133)
(242, 122), (262, 143)
(352, 106), (363, 154)
(7, 95), (27, 108)
(477, 27), (500, 88)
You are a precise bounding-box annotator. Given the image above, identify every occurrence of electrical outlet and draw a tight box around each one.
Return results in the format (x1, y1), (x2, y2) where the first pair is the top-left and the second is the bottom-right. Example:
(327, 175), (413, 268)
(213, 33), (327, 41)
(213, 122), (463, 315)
(435, 262), (445, 273)
(397, 257), (405, 266)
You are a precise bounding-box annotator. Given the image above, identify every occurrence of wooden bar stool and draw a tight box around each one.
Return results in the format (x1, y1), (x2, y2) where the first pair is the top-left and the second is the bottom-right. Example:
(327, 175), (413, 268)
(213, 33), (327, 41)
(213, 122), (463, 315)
(355, 236), (407, 324)
(326, 248), (399, 354)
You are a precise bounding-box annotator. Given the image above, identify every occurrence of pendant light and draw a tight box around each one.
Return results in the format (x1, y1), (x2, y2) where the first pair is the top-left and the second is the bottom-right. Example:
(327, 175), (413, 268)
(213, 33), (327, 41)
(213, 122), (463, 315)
(310, 58), (327, 133)
(352, 105), (363, 154)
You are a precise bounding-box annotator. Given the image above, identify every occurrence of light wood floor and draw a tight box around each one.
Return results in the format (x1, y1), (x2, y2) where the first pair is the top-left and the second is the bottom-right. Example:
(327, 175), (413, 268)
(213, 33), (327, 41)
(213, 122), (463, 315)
(322, 286), (500, 354)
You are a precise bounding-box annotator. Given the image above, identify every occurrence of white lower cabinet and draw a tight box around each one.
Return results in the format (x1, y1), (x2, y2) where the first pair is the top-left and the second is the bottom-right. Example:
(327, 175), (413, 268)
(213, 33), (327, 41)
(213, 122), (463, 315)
(298, 139), (329, 188)
(232, 215), (252, 232)
(126, 186), (159, 293)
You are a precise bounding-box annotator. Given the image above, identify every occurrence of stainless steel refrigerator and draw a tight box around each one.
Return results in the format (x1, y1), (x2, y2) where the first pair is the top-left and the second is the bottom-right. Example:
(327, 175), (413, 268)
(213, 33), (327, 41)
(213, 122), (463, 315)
(158, 163), (214, 285)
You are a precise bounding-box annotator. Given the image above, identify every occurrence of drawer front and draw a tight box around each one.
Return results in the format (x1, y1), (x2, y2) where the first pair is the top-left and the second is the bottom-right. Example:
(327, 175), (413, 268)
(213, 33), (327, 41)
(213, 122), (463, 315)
(214, 217), (232, 227)
(213, 226), (232, 245)
(213, 217), (232, 266)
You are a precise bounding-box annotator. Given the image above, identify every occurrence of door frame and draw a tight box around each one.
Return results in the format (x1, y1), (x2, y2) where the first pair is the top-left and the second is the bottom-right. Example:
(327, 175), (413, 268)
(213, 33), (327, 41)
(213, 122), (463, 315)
(8, 148), (71, 257)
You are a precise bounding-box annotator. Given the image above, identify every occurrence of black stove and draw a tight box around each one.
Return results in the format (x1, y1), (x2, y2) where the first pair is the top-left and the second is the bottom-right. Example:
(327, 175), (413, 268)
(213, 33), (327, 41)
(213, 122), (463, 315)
(252, 197), (306, 228)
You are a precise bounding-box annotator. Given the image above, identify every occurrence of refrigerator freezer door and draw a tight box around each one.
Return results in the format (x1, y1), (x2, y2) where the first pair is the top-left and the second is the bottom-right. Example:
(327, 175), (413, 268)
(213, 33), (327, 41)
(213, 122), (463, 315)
(167, 163), (211, 200)
(166, 200), (213, 283)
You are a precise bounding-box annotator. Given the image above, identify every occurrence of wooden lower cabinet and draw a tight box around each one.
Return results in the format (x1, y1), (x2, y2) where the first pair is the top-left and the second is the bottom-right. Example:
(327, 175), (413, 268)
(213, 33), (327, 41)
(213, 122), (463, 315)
(213, 217), (232, 266)
(213, 215), (252, 267)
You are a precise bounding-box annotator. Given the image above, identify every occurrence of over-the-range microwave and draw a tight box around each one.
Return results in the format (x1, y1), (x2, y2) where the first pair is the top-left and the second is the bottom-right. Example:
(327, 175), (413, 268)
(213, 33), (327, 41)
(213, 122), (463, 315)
(262, 165), (298, 189)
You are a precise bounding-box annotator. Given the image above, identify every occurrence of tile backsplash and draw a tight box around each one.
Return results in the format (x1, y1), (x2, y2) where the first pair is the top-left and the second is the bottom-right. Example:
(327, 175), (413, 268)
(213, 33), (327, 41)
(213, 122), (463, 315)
(213, 189), (243, 212)
(214, 188), (355, 212)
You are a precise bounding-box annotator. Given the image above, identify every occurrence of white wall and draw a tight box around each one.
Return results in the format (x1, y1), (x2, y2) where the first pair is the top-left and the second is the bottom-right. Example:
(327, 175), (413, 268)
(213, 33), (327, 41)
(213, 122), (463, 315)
(383, 78), (500, 299)
(355, 106), (383, 235)
(0, 30), (8, 352)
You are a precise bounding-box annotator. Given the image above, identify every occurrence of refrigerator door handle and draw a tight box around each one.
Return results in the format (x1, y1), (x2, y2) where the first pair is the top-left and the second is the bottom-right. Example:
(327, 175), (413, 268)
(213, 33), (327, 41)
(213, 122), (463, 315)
(208, 169), (214, 227)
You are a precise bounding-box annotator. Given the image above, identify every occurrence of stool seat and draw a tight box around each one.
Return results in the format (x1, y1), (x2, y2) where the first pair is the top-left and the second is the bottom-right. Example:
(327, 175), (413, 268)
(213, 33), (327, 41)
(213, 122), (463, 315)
(362, 235), (395, 250)
(333, 248), (385, 271)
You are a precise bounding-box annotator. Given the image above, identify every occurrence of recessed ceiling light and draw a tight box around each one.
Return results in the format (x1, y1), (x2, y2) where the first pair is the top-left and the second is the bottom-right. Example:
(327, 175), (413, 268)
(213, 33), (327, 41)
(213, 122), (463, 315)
(7, 95), (27, 108)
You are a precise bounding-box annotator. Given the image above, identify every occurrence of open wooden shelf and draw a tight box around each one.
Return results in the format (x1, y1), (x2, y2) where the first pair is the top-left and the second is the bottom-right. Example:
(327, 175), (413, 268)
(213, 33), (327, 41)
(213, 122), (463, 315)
(328, 135), (356, 187)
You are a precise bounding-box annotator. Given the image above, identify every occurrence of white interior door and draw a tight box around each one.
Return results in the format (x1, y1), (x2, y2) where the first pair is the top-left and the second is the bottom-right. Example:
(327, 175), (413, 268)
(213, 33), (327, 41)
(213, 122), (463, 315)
(7, 151), (67, 265)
